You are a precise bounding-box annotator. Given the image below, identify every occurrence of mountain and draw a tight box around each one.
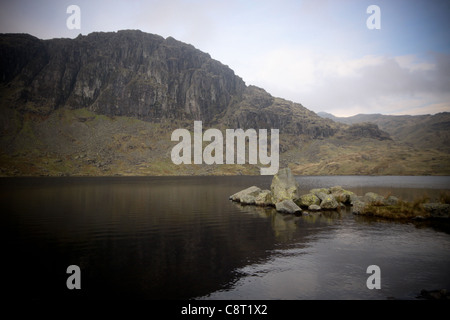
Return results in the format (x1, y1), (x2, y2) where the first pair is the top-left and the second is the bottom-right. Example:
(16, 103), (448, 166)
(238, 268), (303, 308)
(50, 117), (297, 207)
(1, 30), (449, 176)
(317, 112), (450, 152)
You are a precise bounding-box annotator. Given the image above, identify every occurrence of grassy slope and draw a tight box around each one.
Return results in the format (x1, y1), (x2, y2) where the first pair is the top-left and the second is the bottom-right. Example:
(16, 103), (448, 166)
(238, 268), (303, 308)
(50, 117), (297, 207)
(1, 107), (449, 176)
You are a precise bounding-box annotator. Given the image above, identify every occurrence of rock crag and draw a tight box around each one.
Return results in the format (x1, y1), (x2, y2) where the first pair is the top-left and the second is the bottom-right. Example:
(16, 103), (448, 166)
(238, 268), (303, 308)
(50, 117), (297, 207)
(230, 168), (450, 219)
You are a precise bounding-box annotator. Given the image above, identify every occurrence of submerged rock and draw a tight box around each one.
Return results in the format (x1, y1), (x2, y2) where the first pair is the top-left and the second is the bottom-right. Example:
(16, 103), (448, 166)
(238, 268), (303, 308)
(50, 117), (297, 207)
(271, 168), (299, 203)
(275, 199), (302, 214)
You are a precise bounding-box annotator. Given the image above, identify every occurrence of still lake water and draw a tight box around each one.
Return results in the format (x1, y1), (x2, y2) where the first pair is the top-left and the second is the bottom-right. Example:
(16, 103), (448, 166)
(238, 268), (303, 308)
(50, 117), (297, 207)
(2, 175), (450, 300)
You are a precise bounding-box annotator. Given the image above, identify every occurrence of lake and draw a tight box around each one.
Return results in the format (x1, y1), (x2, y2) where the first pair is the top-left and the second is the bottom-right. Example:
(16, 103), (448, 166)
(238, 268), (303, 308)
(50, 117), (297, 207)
(2, 175), (450, 300)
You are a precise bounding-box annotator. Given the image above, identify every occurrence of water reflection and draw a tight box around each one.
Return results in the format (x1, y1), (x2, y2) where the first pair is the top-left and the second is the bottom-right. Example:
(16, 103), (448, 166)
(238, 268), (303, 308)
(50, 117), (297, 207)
(2, 176), (450, 300)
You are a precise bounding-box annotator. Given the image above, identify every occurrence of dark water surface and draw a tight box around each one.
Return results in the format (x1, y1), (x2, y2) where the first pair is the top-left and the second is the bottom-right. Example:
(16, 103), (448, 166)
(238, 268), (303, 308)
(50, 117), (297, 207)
(2, 176), (450, 300)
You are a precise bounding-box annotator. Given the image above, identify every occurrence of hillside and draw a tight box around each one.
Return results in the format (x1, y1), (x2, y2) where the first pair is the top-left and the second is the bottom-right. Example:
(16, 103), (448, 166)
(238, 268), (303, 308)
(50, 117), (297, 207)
(1, 30), (449, 176)
(318, 112), (450, 152)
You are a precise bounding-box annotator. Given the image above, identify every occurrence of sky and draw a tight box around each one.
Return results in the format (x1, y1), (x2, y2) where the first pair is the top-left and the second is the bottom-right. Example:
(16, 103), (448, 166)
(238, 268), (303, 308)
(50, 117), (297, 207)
(0, 0), (449, 117)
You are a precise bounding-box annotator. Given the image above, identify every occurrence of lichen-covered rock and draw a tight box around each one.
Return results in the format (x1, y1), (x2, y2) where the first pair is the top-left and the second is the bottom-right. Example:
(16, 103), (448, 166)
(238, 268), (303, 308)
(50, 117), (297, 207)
(295, 193), (320, 208)
(349, 193), (360, 205)
(320, 194), (339, 210)
(229, 186), (261, 202)
(240, 194), (256, 205)
(330, 186), (355, 205)
(310, 188), (330, 195)
(255, 190), (273, 206)
(363, 192), (384, 204)
(275, 199), (302, 214)
(315, 192), (329, 201)
(352, 200), (367, 215)
(330, 186), (344, 193)
(270, 168), (299, 203)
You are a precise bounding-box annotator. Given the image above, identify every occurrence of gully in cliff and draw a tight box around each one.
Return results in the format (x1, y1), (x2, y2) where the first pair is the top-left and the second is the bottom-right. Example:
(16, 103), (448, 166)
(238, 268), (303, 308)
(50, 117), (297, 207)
(171, 121), (279, 175)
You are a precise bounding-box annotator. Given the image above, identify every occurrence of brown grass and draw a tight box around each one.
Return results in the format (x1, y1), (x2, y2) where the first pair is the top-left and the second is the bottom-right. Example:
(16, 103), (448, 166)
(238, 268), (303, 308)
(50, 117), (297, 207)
(362, 197), (430, 219)
(439, 192), (450, 204)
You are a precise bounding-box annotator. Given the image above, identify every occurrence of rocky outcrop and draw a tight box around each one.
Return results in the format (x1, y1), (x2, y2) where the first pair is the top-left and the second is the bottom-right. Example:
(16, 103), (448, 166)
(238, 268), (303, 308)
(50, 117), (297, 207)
(342, 123), (391, 141)
(230, 169), (450, 222)
(0, 31), (246, 123)
(230, 168), (357, 214)
(230, 168), (301, 214)
(0, 30), (343, 139)
(270, 168), (299, 203)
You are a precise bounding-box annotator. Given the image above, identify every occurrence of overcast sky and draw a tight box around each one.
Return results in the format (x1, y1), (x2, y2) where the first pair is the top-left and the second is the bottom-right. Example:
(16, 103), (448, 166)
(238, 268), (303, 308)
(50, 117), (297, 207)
(1, 0), (449, 116)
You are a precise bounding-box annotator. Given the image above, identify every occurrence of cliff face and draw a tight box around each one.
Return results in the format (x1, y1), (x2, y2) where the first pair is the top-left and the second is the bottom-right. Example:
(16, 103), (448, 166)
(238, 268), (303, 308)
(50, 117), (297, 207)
(0, 30), (343, 139)
(2, 30), (448, 176)
(1, 30), (246, 123)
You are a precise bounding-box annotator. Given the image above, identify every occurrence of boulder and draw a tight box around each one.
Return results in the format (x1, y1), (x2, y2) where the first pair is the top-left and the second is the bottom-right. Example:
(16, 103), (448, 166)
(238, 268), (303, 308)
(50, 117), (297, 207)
(270, 168), (299, 203)
(349, 193), (361, 205)
(275, 199), (302, 214)
(352, 200), (367, 215)
(308, 204), (321, 212)
(229, 186), (261, 202)
(310, 188), (330, 195)
(320, 194), (339, 210)
(363, 192), (384, 204)
(330, 186), (355, 205)
(315, 192), (329, 201)
(384, 195), (399, 206)
(240, 194), (256, 205)
(255, 190), (273, 206)
(295, 193), (320, 208)
(423, 203), (450, 218)
(330, 186), (344, 193)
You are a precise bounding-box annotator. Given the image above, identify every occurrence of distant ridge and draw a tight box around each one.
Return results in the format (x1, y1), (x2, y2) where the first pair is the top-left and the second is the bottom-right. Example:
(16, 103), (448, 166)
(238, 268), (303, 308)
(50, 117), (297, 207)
(317, 111), (450, 152)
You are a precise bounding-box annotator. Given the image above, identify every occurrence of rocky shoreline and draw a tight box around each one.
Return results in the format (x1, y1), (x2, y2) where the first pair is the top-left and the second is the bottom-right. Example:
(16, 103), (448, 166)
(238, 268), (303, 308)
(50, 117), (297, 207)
(229, 168), (450, 219)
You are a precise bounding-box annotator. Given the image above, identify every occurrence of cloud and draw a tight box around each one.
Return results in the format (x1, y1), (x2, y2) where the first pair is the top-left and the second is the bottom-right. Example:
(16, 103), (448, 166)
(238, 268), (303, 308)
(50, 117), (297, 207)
(240, 48), (450, 116)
